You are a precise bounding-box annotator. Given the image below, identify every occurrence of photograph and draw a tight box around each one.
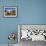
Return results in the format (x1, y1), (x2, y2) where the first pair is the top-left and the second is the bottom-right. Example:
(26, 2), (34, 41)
(4, 6), (17, 17)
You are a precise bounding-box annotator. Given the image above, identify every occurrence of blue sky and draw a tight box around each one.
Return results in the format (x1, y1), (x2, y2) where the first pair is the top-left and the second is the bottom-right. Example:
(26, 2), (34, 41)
(5, 8), (15, 10)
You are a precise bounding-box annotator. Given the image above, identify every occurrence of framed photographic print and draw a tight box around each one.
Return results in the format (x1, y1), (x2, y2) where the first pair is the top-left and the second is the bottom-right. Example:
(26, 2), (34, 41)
(4, 6), (17, 17)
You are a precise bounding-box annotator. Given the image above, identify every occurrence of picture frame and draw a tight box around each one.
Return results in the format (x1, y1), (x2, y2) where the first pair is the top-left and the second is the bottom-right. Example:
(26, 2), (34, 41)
(4, 6), (17, 17)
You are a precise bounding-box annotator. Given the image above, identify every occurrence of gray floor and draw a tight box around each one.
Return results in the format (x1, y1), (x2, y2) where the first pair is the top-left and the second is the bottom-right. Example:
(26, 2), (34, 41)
(19, 39), (46, 46)
(0, 40), (46, 46)
(0, 44), (18, 46)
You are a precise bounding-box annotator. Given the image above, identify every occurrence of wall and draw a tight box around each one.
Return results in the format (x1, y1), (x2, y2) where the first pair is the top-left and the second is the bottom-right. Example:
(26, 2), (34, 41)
(0, 0), (18, 44)
(0, 0), (46, 44)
